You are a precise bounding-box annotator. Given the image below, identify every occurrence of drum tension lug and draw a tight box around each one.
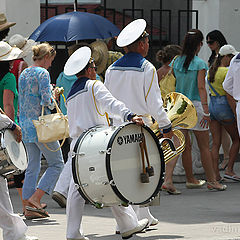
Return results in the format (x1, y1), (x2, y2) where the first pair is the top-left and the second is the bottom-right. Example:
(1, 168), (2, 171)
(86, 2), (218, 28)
(109, 180), (115, 186)
(72, 152), (85, 158)
(99, 148), (112, 155)
(94, 202), (104, 209)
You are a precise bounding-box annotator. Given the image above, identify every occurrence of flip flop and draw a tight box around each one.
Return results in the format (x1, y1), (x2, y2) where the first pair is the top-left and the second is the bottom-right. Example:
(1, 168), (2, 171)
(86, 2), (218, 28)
(161, 185), (181, 195)
(25, 214), (48, 220)
(25, 206), (50, 217)
(223, 174), (240, 182)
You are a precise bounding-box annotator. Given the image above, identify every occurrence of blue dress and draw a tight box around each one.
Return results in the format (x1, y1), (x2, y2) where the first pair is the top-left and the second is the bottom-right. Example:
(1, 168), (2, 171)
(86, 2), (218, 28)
(18, 66), (54, 143)
(171, 55), (208, 101)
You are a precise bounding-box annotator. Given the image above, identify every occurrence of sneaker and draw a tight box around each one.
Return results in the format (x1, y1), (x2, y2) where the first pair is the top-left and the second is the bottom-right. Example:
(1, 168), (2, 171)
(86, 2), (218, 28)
(18, 235), (39, 240)
(121, 218), (149, 239)
(52, 191), (67, 208)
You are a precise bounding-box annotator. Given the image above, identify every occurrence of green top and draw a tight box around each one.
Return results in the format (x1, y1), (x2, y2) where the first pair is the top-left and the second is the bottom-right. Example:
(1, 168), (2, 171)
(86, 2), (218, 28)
(0, 72), (18, 123)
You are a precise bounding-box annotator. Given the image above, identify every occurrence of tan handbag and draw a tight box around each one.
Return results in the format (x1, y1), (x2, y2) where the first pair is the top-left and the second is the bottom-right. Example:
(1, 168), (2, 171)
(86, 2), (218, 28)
(32, 99), (69, 151)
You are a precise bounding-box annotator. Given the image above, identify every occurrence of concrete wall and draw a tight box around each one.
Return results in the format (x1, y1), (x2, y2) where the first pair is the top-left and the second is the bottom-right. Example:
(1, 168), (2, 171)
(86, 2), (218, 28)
(0, 0), (40, 64)
(193, 0), (240, 62)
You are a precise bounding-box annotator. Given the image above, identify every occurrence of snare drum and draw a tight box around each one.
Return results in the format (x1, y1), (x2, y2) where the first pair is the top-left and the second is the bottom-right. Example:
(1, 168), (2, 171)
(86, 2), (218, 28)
(0, 129), (28, 176)
(72, 123), (164, 208)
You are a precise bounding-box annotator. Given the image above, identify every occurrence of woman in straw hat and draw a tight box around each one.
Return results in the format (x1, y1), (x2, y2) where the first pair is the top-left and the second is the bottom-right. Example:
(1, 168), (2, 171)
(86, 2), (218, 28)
(0, 41), (38, 240)
(18, 42), (64, 220)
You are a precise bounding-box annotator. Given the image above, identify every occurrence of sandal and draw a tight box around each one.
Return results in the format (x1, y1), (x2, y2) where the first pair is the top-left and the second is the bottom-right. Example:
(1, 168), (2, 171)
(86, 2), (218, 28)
(219, 158), (229, 171)
(161, 185), (181, 195)
(207, 182), (227, 191)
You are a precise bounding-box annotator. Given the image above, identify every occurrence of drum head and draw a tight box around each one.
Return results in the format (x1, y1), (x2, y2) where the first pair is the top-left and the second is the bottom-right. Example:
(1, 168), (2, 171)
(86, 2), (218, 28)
(106, 123), (164, 205)
(4, 130), (28, 171)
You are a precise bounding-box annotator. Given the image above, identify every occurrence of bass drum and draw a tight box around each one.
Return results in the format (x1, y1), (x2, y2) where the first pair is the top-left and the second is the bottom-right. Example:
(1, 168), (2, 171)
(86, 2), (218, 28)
(72, 123), (164, 208)
(0, 129), (28, 176)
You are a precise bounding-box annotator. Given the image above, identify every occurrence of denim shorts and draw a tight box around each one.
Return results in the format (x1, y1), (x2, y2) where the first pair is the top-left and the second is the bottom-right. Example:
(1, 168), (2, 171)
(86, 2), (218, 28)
(209, 95), (235, 123)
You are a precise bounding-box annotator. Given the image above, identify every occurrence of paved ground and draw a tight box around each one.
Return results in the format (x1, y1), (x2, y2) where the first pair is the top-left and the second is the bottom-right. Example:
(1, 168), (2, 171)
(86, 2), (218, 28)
(1, 167), (240, 240)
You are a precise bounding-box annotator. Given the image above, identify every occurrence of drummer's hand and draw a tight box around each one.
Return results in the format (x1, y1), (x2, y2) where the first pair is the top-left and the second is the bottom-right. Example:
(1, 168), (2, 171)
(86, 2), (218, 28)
(13, 125), (22, 143)
(131, 116), (144, 126)
(163, 130), (174, 139)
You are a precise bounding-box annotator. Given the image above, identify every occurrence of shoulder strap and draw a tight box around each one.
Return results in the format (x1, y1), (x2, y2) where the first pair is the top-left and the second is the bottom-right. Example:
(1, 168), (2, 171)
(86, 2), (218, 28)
(92, 80), (110, 126)
(145, 68), (155, 101)
(207, 79), (220, 97)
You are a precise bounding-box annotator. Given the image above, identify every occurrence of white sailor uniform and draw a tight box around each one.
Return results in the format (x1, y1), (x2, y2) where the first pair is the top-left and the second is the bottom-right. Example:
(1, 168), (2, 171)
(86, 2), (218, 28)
(66, 77), (140, 239)
(0, 114), (28, 240)
(105, 52), (172, 224)
(223, 53), (240, 134)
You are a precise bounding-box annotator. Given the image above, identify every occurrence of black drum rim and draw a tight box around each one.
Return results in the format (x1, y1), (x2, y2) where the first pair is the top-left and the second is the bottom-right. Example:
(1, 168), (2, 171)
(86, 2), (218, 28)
(105, 122), (165, 205)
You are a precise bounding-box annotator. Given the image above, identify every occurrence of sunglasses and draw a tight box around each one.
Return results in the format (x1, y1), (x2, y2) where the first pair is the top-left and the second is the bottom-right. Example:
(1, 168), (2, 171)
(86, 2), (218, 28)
(89, 66), (97, 71)
(207, 40), (215, 45)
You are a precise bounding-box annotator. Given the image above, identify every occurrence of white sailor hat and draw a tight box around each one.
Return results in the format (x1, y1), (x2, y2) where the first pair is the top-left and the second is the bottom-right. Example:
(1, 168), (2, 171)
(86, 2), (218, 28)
(117, 19), (149, 48)
(64, 46), (92, 76)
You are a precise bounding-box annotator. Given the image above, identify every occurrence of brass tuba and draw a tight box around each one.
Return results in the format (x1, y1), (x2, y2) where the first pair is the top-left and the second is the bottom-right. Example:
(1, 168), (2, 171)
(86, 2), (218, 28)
(150, 92), (198, 163)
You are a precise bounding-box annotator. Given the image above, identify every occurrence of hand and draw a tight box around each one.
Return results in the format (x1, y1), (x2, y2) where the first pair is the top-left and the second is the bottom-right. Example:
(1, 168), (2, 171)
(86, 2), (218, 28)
(200, 115), (210, 128)
(163, 130), (174, 139)
(13, 125), (22, 143)
(131, 116), (144, 126)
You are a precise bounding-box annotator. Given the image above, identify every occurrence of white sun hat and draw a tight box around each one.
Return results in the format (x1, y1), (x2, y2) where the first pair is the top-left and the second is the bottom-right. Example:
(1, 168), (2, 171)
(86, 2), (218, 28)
(219, 44), (238, 56)
(64, 46), (92, 76)
(0, 41), (22, 61)
(9, 34), (36, 58)
(116, 19), (149, 48)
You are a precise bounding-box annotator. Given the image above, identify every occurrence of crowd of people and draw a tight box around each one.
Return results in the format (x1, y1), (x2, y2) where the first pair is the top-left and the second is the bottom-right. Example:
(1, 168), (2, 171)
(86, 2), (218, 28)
(0, 11), (240, 240)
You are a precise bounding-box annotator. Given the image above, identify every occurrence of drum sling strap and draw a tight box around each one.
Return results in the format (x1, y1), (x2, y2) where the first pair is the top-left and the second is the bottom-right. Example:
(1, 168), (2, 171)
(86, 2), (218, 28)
(139, 126), (154, 183)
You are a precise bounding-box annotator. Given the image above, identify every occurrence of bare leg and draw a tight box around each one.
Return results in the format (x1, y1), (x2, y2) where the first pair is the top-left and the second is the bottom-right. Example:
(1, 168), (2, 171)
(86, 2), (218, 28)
(181, 129), (199, 184)
(220, 126), (231, 169)
(209, 120), (222, 180)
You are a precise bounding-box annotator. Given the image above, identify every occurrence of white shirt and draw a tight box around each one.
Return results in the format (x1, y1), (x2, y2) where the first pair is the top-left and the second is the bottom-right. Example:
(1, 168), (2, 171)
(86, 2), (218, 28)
(66, 78), (132, 151)
(104, 52), (171, 130)
(223, 54), (240, 101)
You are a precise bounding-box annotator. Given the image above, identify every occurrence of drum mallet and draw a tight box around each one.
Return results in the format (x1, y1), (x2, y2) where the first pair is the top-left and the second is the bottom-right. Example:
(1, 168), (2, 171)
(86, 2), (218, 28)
(139, 141), (149, 183)
(141, 127), (154, 177)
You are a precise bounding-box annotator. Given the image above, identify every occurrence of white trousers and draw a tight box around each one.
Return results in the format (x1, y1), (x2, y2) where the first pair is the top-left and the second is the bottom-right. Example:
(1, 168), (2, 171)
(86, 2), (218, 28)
(236, 102), (240, 135)
(0, 176), (27, 240)
(66, 177), (139, 239)
(132, 205), (155, 225)
(54, 153), (72, 198)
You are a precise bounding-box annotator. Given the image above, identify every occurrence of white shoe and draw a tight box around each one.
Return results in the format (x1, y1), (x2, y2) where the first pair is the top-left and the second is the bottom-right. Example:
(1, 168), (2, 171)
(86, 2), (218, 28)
(121, 218), (149, 239)
(150, 217), (159, 226)
(18, 235), (39, 240)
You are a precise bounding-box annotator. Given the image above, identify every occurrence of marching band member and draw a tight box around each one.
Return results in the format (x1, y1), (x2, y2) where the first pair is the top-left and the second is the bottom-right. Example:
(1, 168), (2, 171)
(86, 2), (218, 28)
(64, 46), (149, 240)
(104, 19), (173, 227)
(0, 112), (38, 240)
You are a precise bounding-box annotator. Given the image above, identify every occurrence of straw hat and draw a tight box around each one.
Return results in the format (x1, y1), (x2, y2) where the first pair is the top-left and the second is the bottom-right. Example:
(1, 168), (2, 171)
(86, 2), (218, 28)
(90, 40), (108, 74)
(9, 34), (36, 58)
(117, 19), (149, 47)
(64, 46), (92, 76)
(0, 41), (22, 61)
(0, 13), (16, 32)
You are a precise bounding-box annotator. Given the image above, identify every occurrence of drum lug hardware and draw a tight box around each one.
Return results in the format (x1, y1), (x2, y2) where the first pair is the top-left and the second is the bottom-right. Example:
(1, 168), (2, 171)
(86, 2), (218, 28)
(99, 148), (112, 155)
(89, 167), (95, 171)
(102, 181), (109, 185)
(74, 183), (80, 189)
(109, 180), (116, 186)
(81, 183), (88, 187)
(94, 202), (104, 209)
(72, 152), (85, 157)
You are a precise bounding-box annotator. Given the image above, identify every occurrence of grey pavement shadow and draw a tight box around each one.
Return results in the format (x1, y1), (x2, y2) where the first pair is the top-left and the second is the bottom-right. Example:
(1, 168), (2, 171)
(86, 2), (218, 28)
(88, 234), (184, 239)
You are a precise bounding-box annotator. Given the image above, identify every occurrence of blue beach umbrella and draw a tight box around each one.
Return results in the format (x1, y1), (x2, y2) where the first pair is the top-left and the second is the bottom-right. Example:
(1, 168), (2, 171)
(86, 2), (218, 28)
(29, 11), (120, 42)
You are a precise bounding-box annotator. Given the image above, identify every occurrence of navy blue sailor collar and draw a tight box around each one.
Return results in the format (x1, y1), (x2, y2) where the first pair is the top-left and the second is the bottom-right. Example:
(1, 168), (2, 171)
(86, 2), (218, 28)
(110, 52), (148, 72)
(67, 77), (89, 101)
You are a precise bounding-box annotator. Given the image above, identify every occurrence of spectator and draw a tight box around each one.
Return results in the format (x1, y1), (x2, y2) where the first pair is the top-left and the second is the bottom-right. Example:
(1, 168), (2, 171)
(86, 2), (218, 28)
(171, 29), (226, 191)
(0, 13), (15, 41)
(207, 44), (240, 182)
(18, 43), (64, 219)
(206, 29), (230, 171)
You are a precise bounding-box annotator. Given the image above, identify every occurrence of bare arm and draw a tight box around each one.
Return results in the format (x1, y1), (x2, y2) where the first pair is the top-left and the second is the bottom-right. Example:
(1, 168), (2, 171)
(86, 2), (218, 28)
(198, 69), (210, 127)
(3, 89), (15, 121)
(226, 93), (236, 117)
